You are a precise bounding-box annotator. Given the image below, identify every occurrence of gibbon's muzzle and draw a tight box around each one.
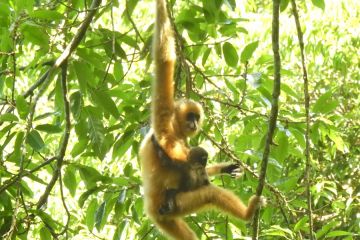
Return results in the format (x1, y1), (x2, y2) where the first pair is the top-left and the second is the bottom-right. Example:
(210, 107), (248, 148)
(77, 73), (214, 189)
(186, 112), (200, 131)
(188, 121), (198, 131)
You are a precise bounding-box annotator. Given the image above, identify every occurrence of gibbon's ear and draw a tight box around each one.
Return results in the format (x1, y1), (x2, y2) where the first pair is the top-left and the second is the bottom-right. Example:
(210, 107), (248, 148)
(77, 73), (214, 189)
(175, 99), (204, 137)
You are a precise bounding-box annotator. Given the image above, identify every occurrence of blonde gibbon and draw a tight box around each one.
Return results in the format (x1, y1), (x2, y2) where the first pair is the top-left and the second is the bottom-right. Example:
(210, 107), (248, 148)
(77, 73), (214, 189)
(138, 0), (264, 239)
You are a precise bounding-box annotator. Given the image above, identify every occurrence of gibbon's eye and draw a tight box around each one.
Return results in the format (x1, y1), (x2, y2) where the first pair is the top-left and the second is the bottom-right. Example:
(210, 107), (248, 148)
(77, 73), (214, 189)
(186, 112), (200, 122)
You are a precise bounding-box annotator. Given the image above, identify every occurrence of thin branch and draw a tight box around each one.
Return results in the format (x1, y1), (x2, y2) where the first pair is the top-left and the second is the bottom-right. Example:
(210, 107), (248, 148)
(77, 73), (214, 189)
(252, 0), (281, 239)
(291, 0), (314, 239)
(125, 0), (145, 44)
(0, 157), (57, 195)
(37, 61), (71, 210)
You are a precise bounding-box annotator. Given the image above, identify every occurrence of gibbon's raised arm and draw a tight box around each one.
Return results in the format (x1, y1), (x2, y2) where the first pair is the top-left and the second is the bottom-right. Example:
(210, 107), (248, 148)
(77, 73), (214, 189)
(152, 0), (176, 136)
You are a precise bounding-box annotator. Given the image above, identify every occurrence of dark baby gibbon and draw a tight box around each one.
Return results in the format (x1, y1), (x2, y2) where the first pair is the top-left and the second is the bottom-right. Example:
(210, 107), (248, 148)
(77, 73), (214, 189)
(152, 136), (210, 214)
(138, 0), (265, 239)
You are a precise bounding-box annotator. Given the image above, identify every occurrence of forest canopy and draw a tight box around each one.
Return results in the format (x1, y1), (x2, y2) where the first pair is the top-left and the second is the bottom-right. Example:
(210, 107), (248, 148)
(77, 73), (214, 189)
(0, 0), (359, 239)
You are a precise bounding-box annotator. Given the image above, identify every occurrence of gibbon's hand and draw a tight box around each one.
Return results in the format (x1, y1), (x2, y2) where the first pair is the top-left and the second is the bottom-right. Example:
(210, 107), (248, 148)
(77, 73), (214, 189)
(221, 163), (244, 178)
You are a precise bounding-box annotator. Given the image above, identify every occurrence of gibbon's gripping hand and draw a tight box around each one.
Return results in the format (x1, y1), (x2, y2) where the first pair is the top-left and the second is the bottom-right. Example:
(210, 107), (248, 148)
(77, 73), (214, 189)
(221, 163), (244, 178)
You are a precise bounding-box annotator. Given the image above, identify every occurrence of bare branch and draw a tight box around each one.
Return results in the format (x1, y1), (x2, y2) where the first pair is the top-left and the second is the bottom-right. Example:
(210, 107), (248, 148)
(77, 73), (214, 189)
(291, 0), (315, 239)
(252, 0), (281, 238)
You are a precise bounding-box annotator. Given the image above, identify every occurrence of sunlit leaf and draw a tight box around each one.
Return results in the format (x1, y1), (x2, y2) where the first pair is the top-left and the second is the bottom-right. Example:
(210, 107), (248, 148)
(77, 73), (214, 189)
(294, 216), (308, 231)
(223, 42), (238, 68)
(64, 166), (77, 197)
(35, 124), (62, 133)
(26, 130), (45, 151)
(86, 199), (98, 231)
(39, 227), (51, 240)
(0, 113), (18, 122)
(326, 231), (353, 238)
(16, 95), (29, 119)
(311, 0), (325, 10)
(312, 91), (339, 114)
(30, 10), (63, 20)
(241, 41), (259, 63)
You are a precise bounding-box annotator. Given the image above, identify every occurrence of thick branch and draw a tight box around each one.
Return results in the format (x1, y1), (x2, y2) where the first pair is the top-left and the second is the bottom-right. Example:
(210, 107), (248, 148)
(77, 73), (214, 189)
(291, 0), (314, 239)
(27, 0), (101, 130)
(252, 0), (281, 238)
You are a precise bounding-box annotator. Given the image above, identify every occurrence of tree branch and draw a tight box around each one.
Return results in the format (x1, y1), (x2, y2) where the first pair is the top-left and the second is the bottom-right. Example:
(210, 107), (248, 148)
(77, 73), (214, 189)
(37, 61), (71, 211)
(291, 0), (314, 239)
(252, 0), (281, 238)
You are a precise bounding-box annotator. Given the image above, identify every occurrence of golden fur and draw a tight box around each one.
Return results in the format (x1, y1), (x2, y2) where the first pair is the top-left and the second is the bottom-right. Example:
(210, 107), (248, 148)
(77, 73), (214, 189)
(138, 0), (263, 239)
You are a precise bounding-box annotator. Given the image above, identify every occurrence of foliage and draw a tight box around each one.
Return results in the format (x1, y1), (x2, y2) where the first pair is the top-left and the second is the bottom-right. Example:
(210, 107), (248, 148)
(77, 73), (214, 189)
(0, 0), (359, 239)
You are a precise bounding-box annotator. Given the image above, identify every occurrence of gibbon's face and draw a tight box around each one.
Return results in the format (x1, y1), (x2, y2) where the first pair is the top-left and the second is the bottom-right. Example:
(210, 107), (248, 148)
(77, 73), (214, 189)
(175, 100), (204, 137)
(188, 147), (208, 166)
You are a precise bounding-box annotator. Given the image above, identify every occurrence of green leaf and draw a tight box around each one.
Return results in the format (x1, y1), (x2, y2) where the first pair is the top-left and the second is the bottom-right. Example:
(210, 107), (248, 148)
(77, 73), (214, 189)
(222, 42), (238, 68)
(0, 113), (18, 122)
(112, 131), (133, 160)
(90, 88), (120, 119)
(241, 41), (259, 63)
(326, 231), (353, 238)
(16, 95), (29, 119)
(35, 124), (62, 133)
(202, 48), (211, 66)
(312, 91), (339, 114)
(280, 0), (290, 12)
(14, 0), (34, 13)
(86, 199), (98, 231)
(113, 221), (127, 240)
(311, 0), (325, 10)
(21, 23), (49, 49)
(328, 130), (346, 153)
(114, 62), (124, 82)
(64, 166), (77, 197)
(78, 186), (106, 208)
(73, 61), (92, 94)
(11, 131), (24, 163)
(294, 216), (308, 231)
(95, 201), (106, 231)
(26, 130), (45, 151)
(71, 138), (88, 157)
(35, 210), (58, 230)
(70, 91), (83, 121)
(29, 10), (63, 20)
(39, 226), (52, 240)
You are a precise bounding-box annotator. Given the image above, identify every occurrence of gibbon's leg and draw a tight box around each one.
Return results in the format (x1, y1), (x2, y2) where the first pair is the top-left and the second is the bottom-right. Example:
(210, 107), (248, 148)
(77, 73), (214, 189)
(174, 185), (261, 221)
(154, 218), (198, 240)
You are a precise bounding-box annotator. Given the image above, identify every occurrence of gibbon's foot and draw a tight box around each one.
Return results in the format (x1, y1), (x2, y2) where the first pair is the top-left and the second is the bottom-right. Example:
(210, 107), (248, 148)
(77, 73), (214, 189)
(221, 163), (244, 178)
(258, 196), (267, 207)
(250, 195), (267, 209)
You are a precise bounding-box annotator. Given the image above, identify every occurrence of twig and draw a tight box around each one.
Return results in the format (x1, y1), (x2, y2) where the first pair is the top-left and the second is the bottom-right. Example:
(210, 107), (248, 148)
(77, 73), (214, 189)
(252, 0), (281, 239)
(290, 0), (314, 239)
